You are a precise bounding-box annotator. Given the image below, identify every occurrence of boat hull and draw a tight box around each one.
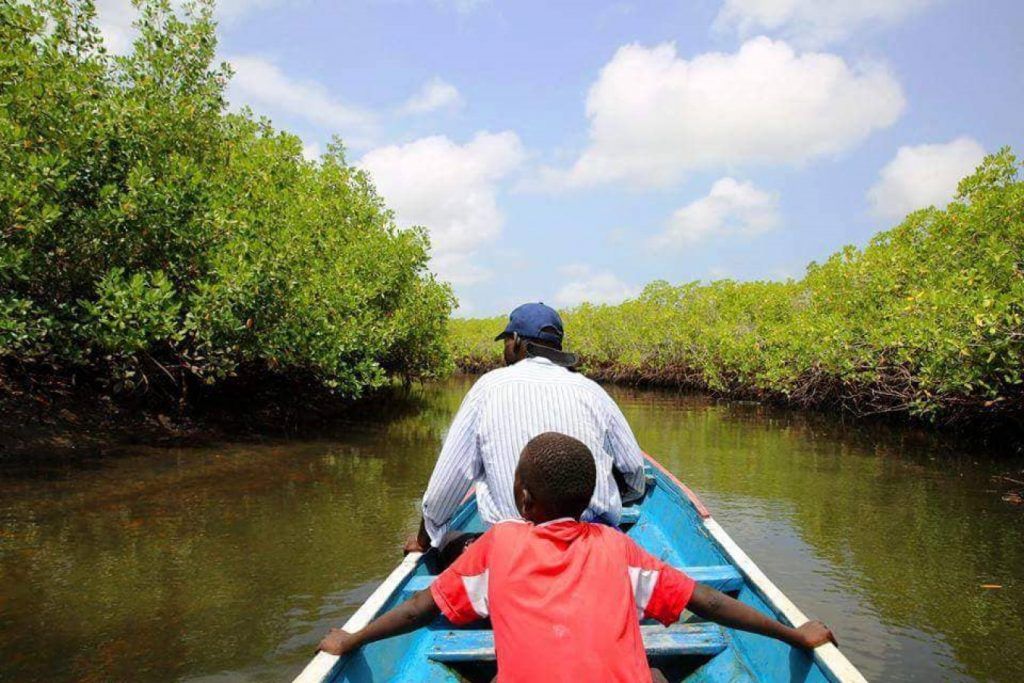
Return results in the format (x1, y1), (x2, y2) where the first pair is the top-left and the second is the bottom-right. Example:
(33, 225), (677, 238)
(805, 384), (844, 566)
(295, 454), (866, 682)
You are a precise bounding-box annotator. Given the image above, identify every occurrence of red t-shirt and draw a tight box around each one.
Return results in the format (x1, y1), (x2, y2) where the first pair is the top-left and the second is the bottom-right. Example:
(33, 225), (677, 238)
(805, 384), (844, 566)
(429, 519), (696, 682)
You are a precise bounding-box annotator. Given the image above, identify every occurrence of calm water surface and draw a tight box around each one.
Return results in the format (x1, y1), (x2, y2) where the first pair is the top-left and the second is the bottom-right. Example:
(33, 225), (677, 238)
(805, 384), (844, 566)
(1, 377), (1022, 682)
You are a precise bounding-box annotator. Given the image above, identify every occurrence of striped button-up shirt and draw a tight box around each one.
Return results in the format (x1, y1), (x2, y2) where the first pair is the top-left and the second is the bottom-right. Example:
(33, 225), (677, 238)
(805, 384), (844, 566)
(422, 356), (647, 546)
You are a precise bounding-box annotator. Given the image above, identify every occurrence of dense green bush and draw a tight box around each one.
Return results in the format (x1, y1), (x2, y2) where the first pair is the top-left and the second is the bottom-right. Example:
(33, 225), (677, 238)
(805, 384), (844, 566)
(0, 0), (454, 398)
(451, 152), (1024, 424)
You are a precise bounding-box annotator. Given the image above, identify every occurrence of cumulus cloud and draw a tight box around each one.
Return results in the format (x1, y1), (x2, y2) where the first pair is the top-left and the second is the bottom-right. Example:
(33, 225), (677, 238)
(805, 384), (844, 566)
(868, 137), (986, 222)
(93, 3), (374, 143)
(429, 253), (492, 286)
(553, 265), (640, 307)
(94, 0), (137, 54)
(715, 0), (936, 47)
(651, 178), (780, 249)
(227, 56), (375, 144)
(302, 142), (321, 161)
(401, 77), (464, 115)
(546, 38), (904, 189)
(94, 0), (285, 53)
(358, 131), (525, 285)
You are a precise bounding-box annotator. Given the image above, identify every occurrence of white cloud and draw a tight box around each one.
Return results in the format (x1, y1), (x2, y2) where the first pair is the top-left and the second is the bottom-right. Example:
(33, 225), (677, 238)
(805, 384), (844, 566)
(429, 253), (492, 286)
(93, 4), (373, 144)
(547, 38), (904, 189)
(651, 178), (780, 249)
(401, 77), (464, 115)
(358, 131), (525, 285)
(94, 0), (285, 54)
(227, 56), (375, 140)
(302, 142), (321, 161)
(868, 137), (986, 221)
(554, 265), (640, 307)
(94, 0), (137, 54)
(715, 0), (936, 47)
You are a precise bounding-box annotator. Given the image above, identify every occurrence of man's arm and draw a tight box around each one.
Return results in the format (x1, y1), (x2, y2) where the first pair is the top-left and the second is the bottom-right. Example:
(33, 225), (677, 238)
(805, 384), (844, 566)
(406, 382), (484, 552)
(602, 393), (647, 501)
(319, 589), (440, 656)
(687, 584), (836, 649)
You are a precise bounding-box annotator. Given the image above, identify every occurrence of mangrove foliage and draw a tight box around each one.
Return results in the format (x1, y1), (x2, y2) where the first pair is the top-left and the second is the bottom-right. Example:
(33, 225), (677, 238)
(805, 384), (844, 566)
(451, 151), (1024, 427)
(0, 0), (454, 402)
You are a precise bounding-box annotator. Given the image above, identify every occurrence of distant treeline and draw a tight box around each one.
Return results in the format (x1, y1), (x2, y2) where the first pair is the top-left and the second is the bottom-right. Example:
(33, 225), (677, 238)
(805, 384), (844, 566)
(451, 152), (1024, 427)
(0, 0), (453, 403)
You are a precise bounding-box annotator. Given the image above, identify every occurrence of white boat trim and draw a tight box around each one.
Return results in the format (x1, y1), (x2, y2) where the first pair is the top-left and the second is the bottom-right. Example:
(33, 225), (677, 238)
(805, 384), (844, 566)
(292, 551), (424, 683)
(293, 471), (868, 683)
(702, 517), (868, 683)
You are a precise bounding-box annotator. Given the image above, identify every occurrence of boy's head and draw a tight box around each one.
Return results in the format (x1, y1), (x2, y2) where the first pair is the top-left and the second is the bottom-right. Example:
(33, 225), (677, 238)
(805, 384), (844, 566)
(514, 432), (597, 522)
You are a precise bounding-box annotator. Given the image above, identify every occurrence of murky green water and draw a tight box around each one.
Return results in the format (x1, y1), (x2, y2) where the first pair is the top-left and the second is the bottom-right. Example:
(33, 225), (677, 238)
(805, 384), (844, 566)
(1, 377), (1022, 682)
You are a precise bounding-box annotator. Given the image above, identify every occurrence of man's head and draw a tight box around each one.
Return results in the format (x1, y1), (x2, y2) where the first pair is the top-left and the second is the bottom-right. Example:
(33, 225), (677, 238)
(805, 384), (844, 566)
(494, 303), (578, 367)
(514, 432), (597, 523)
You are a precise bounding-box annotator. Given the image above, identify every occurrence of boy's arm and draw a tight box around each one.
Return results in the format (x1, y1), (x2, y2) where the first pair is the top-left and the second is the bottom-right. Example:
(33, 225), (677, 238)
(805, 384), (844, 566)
(319, 589), (440, 656)
(687, 584), (836, 649)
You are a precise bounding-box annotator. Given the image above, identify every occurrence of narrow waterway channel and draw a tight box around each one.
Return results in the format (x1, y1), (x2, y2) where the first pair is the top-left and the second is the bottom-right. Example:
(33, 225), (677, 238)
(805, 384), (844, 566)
(0, 377), (1021, 682)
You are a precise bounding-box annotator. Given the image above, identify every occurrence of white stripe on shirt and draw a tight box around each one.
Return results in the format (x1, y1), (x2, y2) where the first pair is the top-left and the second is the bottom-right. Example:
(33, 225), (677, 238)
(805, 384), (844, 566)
(421, 357), (647, 546)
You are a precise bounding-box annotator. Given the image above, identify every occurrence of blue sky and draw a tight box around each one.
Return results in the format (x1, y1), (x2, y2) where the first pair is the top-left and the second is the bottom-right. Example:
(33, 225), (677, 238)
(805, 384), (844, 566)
(98, 0), (1024, 316)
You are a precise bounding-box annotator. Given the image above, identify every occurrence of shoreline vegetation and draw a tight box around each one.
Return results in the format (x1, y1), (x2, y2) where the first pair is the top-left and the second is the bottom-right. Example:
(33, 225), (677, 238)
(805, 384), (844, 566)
(0, 0), (455, 442)
(1, 1), (1022, 455)
(451, 153), (1024, 442)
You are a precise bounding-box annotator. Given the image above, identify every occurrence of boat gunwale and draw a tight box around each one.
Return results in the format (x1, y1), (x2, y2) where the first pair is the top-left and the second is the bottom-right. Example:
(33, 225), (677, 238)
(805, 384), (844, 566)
(641, 453), (867, 683)
(643, 451), (712, 519)
(292, 551), (423, 683)
(294, 456), (868, 683)
(293, 498), (481, 682)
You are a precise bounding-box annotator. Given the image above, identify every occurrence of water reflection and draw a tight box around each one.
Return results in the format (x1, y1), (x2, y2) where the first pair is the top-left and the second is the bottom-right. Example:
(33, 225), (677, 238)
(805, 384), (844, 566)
(614, 387), (1024, 682)
(0, 378), (1020, 682)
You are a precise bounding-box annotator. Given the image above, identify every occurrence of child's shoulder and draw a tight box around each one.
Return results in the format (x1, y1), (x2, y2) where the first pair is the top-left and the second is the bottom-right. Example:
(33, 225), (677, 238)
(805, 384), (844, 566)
(489, 519), (532, 538)
(581, 520), (625, 535)
(585, 522), (639, 550)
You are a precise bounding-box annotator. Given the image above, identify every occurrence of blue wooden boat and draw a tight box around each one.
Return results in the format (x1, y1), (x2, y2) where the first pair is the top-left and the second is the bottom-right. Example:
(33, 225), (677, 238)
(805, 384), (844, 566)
(295, 454), (867, 682)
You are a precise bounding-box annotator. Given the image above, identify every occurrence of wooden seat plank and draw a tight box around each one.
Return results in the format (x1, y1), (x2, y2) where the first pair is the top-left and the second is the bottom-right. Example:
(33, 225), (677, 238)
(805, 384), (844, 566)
(426, 623), (728, 662)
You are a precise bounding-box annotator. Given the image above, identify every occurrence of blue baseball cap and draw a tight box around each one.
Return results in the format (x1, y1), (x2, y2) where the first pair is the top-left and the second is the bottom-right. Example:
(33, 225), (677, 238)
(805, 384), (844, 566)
(494, 302), (564, 344)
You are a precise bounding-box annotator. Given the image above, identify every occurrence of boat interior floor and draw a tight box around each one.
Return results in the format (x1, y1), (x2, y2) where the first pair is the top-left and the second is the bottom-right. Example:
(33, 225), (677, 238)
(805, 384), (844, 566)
(444, 655), (718, 683)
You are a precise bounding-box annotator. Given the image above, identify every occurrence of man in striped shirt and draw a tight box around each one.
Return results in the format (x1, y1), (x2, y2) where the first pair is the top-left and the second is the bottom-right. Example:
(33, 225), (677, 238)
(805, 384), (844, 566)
(404, 302), (648, 554)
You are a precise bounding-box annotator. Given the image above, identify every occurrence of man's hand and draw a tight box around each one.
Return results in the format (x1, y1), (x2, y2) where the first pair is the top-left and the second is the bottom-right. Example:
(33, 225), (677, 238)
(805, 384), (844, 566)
(789, 620), (837, 649)
(403, 534), (428, 555)
(318, 628), (360, 656)
(403, 518), (432, 555)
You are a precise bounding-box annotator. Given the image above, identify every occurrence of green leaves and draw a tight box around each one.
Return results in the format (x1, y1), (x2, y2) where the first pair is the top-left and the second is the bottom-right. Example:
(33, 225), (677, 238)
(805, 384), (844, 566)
(80, 267), (182, 353)
(452, 151), (1024, 424)
(0, 0), (454, 398)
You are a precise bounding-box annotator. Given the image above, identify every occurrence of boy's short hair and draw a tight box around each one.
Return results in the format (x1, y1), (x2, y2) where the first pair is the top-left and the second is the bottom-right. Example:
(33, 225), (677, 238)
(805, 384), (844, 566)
(518, 432), (597, 517)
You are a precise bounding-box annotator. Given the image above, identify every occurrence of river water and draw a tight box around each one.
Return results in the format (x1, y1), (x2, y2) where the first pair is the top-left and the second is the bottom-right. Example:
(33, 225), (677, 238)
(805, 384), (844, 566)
(1, 377), (1021, 682)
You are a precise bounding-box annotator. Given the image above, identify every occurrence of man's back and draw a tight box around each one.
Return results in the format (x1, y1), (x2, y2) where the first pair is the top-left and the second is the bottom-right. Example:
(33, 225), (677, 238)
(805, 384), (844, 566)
(430, 520), (695, 683)
(421, 357), (647, 544)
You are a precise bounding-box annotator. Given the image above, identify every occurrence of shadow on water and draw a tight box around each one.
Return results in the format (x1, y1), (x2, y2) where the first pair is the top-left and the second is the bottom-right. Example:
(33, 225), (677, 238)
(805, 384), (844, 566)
(0, 377), (1021, 682)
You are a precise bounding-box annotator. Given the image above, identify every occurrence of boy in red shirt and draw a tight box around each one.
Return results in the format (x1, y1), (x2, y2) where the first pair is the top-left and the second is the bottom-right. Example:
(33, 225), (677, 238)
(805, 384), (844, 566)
(319, 432), (835, 682)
